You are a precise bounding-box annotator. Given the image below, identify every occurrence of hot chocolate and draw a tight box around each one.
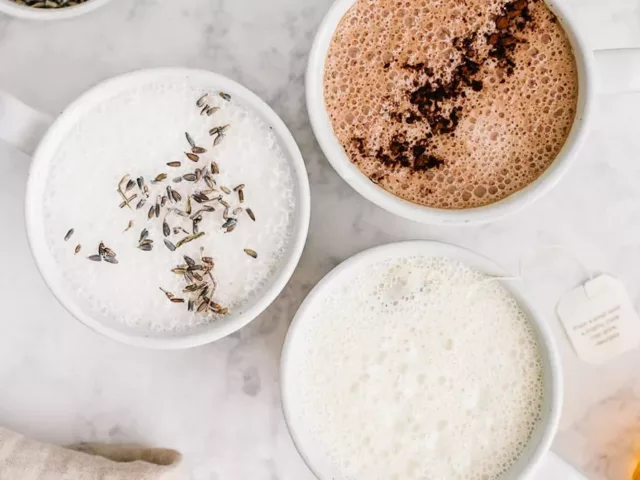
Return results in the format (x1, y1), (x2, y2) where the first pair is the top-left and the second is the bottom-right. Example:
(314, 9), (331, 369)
(324, 0), (579, 209)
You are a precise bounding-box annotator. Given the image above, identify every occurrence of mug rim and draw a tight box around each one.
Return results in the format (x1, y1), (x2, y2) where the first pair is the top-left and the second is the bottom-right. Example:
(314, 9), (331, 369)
(280, 240), (563, 479)
(0, 0), (112, 20)
(24, 68), (311, 349)
(306, 0), (596, 225)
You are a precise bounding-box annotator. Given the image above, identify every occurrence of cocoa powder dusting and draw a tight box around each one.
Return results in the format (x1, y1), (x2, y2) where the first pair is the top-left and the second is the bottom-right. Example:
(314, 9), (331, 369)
(359, 0), (534, 178)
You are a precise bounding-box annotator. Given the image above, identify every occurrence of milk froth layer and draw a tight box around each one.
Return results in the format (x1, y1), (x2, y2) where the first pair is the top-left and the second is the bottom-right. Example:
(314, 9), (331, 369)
(324, 0), (579, 209)
(286, 256), (545, 480)
(43, 80), (296, 332)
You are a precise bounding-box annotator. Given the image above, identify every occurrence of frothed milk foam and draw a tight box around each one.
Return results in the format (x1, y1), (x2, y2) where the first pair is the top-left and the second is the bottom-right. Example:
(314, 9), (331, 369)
(324, 0), (579, 209)
(286, 257), (545, 480)
(42, 79), (296, 332)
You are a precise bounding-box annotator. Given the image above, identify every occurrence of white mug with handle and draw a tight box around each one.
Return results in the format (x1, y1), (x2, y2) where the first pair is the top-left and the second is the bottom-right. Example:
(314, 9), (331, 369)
(306, 0), (640, 225)
(280, 240), (589, 480)
(0, 68), (311, 349)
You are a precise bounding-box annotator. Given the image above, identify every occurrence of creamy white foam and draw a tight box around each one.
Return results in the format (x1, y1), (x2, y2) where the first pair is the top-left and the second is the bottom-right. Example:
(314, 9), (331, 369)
(42, 79), (296, 332)
(286, 256), (545, 480)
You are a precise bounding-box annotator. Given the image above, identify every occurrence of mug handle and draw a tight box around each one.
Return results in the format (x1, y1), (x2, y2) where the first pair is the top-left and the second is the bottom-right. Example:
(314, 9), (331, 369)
(537, 452), (587, 479)
(0, 91), (53, 156)
(594, 48), (640, 95)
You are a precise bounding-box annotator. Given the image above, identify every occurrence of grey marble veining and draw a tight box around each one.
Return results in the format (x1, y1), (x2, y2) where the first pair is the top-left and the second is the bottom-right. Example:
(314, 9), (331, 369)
(1, 0), (640, 478)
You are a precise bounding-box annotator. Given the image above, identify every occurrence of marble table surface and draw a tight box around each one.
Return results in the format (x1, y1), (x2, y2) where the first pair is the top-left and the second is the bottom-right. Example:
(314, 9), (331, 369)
(2, 0), (640, 478)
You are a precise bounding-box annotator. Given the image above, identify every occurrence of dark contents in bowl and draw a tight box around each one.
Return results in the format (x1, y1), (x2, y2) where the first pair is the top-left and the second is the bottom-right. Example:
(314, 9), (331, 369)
(10, 0), (88, 8)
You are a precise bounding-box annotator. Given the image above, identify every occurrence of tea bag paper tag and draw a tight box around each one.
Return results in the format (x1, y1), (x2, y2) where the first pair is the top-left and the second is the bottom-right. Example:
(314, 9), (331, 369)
(557, 274), (640, 364)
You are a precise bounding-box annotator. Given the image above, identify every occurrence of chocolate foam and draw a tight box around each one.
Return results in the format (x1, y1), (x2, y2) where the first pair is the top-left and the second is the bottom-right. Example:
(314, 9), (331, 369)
(324, 0), (579, 209)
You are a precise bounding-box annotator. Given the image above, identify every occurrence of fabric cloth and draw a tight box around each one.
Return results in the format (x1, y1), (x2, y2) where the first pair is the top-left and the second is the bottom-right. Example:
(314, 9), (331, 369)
(0, 427), (185, 479)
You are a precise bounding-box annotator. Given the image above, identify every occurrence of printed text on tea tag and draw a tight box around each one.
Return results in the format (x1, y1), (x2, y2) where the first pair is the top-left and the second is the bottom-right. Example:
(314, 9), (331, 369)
(557, 275), (640, 364)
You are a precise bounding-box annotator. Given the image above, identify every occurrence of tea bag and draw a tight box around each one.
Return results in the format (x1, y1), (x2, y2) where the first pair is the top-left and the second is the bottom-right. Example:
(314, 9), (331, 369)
(557, 275), (640, 365)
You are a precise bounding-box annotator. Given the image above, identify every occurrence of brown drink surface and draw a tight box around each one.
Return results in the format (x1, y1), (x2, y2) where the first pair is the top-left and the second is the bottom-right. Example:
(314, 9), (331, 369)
(324, 0), (579, 209)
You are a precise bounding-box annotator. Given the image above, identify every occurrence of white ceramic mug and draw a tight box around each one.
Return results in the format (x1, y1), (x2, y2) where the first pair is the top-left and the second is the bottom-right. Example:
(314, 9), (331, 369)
(0, 68), (311, 349)
(307, 0), (640, 225)
(0, 0), (113, 20)
(281, 240), (564, 480)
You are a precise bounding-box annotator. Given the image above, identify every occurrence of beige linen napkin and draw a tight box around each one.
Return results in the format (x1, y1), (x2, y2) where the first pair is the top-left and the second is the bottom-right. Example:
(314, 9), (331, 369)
(0, 427), (185, 479)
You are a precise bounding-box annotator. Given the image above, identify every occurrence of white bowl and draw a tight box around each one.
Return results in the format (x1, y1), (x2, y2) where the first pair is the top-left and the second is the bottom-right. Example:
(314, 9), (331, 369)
(21, 68), (310, 349)
(281, 240), (563, 479)
(306, 0), (596, 225)
(0, 0), (112, 20)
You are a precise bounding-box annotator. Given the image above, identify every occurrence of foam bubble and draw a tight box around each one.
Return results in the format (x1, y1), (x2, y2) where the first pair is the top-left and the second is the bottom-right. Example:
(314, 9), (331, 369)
(324, 0), (579, 209)
(287, 256), (545, 480)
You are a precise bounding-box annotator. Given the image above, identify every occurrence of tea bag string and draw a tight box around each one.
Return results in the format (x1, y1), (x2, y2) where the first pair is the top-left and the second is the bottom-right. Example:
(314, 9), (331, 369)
(465, 245), (595, 301)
